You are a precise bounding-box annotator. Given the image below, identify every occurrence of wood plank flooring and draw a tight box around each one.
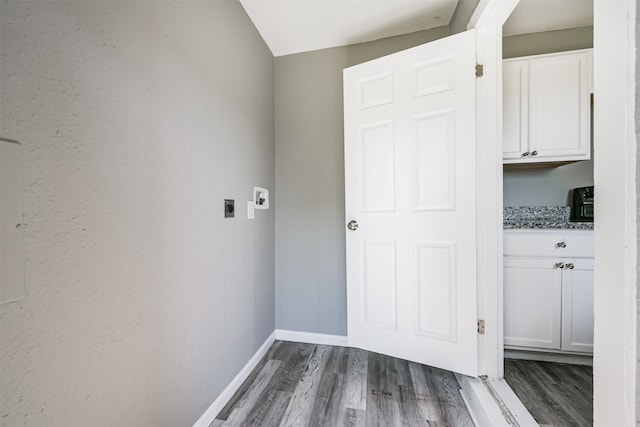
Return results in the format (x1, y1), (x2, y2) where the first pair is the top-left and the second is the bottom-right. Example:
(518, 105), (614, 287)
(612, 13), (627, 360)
(504, 358), (593, 427)
(212, 340), (475, 427)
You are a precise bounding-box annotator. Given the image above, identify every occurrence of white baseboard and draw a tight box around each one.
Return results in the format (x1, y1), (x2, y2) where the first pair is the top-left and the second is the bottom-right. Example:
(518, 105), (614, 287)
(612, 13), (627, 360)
(192, 331), (276, 427)
(274, 329), (348, 347)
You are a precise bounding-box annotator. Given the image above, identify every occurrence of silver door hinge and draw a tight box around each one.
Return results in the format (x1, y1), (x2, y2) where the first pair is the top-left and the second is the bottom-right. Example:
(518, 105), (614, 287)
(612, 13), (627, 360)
(477, 319), (486, 335)
(475, 64), (484, 78)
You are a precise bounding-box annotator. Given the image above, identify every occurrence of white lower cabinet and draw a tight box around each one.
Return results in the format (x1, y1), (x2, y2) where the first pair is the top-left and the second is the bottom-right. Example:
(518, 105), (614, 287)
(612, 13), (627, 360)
(504, 230), (594, 355)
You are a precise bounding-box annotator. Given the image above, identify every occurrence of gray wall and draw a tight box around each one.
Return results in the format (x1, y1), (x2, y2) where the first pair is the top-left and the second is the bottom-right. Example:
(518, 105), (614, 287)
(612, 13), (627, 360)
(503, 26), (593, 59)
(274, 27), (450, 335)
(503, 26), (594, 207)
(0, 2), (274, 426)
(449, 0), (479, 35)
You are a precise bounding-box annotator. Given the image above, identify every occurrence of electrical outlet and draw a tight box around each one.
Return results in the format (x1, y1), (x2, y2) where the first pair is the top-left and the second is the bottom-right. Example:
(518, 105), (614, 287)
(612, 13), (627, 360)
(224, 199), (235, 218)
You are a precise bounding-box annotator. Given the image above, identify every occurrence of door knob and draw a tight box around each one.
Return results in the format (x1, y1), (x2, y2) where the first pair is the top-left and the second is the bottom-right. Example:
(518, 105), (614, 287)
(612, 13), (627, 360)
(556, 242), (567, 248)
(347, 220), (359, 231)
(554, 262), (565, 269)
(566, 263), (575, 270)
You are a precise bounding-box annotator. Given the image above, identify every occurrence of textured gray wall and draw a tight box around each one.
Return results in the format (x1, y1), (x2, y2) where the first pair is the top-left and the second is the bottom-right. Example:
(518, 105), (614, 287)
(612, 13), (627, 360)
(0, 2), (274, 426)
(503, 27), (594, 207)
(274, 27), (450, 335)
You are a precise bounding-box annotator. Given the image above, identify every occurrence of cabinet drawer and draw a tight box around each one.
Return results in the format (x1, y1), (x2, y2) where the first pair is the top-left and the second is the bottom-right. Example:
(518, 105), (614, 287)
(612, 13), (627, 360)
(504, 230), (594, 258)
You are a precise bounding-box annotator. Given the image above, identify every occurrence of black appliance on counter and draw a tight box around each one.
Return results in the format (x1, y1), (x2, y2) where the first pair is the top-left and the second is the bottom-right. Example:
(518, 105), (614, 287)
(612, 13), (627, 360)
(571, 186), (594, 222)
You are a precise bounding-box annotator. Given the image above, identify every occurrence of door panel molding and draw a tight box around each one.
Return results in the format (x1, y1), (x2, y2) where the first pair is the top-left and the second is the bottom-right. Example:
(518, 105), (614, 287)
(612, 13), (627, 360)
(415, 241), (457, 342)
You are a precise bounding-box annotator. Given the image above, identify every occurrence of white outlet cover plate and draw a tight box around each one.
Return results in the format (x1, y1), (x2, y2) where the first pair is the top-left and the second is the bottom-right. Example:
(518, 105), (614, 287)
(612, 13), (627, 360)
(247, 201), (255, 219)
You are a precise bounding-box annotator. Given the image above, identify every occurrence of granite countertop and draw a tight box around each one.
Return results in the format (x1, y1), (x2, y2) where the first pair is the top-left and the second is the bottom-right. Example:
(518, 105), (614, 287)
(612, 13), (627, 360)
(504, 206), (594, 230)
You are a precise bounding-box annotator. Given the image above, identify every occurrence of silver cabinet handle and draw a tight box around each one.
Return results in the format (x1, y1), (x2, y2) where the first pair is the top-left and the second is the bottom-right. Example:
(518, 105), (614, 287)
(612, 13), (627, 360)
(556, 242), (567, 248)
(522, 152), (530, 157)
(347, 220), (359, 231)
(531, 150), (538, 156)
(554, 262), (565, 269)
(566, 263), (575, 270)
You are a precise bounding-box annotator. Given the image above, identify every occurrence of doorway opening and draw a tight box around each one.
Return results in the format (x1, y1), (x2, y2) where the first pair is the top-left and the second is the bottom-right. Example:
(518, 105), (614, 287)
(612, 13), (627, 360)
(499, 1), (594, 424)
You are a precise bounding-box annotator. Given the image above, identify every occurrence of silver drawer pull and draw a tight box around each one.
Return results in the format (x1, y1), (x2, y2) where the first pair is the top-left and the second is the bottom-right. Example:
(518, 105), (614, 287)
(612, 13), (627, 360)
(521, 152), (530, 157)
(531, 150), (538, 156)
(566, 263), (575, 270)
(556, 242), (567, 248)
(554, 262), (565, 269)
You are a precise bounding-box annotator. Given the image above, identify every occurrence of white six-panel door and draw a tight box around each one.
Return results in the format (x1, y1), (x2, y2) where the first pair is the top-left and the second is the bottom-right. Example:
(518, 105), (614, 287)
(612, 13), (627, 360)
(344, 30), (478, 377)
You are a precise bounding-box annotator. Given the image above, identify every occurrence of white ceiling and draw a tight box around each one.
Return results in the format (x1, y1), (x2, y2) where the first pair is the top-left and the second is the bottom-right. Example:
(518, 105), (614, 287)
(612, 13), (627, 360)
(240, 0), (593, 57)
(239, 0), (459, 57)
(503, 0), (593, 37)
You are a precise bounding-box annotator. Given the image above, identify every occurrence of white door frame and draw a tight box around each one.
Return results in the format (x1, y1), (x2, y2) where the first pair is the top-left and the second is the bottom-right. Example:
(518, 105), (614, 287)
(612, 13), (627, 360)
(593, 1), (637, 425)
(465, 0), (519, 380)
(467, 0), (638, 425)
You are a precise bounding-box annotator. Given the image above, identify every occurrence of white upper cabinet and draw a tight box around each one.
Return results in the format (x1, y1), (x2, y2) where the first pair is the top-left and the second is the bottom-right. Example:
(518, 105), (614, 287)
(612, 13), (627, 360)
(503, 49), (593, 164)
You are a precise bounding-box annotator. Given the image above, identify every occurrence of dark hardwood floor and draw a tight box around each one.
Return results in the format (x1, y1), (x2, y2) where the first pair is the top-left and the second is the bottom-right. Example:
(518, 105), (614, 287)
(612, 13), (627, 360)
(504, 358), (593, 427)
(211, 340), (475, 427)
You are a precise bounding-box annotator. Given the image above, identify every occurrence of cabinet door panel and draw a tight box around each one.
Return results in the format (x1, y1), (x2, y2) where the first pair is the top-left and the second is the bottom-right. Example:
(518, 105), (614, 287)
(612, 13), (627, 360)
(504, 257), (562, 350)
(503, 61), (528, 160)
(529, 51), (591, 161)
(561, 258), (594, 353)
